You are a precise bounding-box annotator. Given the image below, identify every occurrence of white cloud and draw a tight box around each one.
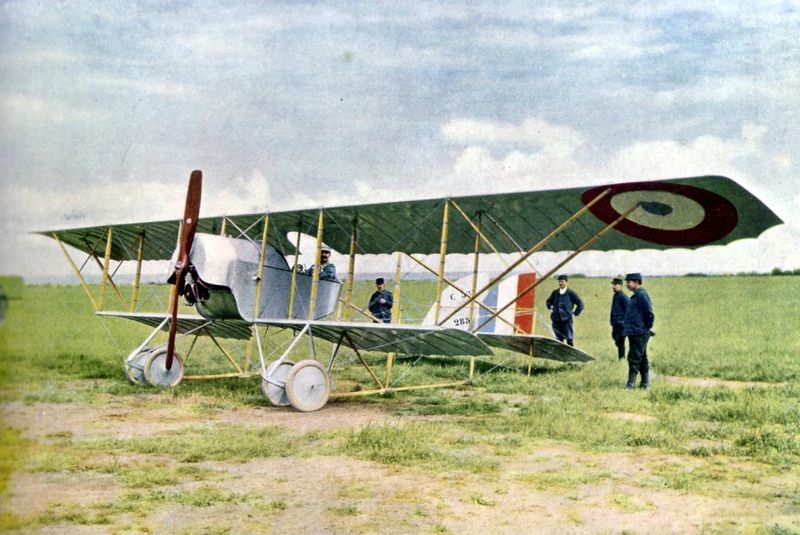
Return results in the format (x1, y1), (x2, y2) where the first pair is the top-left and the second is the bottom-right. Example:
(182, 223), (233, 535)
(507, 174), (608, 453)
(1, 92), (99, 124)
(205, 170), (272, 216)
(442, 118), (586, 157)
(0, 169), (276, 281)
(565, 25), (676, 60)
(450, 145), (586, 191)
(1, 1), (798, 281)
(441, 117), (593, 191)
(444, 116), (793, 194)
(600, 122), (796, 218)
(89, 77), (198, 97)
(438, 115), (799, 273)
(653, 76), (789, 105)
(471, 11), (675, 61)
(2, 47), (81, 64)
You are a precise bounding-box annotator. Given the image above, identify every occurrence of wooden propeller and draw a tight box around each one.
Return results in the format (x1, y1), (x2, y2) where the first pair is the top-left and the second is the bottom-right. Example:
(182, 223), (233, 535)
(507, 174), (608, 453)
(166, 170), (202, 370)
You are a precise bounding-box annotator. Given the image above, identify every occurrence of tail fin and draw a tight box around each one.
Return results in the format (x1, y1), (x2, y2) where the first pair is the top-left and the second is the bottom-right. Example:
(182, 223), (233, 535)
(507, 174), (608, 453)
(421, 272), (536, 335)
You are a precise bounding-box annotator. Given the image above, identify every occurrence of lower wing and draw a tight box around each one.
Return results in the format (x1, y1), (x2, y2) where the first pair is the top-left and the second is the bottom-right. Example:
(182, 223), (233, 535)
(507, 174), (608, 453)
(97, 312), (492, 357)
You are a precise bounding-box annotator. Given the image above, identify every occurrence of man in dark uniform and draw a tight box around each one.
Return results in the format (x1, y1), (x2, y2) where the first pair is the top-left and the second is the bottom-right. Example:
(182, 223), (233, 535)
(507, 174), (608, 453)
(622, 272), (655, 390)
(368, 277), (393, 323)
(609, 277), (629, 360)
(545, 275), (584, 346)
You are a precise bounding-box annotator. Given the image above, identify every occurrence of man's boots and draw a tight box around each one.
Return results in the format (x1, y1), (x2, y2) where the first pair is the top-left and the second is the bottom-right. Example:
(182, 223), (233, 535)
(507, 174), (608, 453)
(640, 372), (650, 390)
(625, 371), (637, 390)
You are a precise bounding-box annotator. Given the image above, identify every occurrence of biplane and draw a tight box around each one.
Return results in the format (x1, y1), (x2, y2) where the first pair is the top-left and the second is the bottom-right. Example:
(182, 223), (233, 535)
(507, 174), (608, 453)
(40, 172), (782, 411)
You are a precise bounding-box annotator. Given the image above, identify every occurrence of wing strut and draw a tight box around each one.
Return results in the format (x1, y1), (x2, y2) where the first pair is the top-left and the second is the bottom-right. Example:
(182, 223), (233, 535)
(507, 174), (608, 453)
(437, 187), (612, 326)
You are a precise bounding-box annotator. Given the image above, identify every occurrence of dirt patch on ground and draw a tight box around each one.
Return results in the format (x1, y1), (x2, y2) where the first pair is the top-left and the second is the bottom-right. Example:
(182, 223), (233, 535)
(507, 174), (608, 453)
(1, 399), (417, 441)
(189, 452), (786, 534)
(660, 375), (781, 389)
(4, 472), (122, 518)
(484, 392), (532, 406)
(2, 399), (799, 534)
(605, 412), (656, 423)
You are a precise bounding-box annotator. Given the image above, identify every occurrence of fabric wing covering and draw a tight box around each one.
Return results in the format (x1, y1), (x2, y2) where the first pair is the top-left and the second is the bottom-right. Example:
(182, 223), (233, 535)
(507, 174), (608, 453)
(97, 312), (493, 357)
(41, 176), (782, 261)
(97, 312), (597, 362)
(478, 333), (595, 363)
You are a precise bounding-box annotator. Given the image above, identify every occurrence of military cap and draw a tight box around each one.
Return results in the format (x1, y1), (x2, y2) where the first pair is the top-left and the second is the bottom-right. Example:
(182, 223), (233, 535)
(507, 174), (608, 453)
(611, 277), (623, 285)
(557, 274), (568, 281)
(375, 277), (385, 285)
(625, 272), (643, 282)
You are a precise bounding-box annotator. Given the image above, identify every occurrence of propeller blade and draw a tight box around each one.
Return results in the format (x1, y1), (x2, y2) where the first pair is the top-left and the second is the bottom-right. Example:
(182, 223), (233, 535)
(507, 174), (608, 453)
(166, 170), (203, 371)
(179, 170), (202, 264)
(165, 276), (182, 371)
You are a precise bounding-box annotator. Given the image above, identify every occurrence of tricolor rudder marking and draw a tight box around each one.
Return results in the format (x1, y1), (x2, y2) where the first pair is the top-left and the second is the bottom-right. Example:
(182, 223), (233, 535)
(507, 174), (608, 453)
(423, 272), (537, 336)
(514, 273), (536, 335)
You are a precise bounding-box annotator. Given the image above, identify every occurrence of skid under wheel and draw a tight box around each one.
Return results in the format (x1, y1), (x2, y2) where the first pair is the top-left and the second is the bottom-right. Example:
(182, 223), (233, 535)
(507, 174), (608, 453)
(285, 360), (331, 412)
(143, 348), (184, 387)
(260, 360), (295, 407)
(123, 347), (152, 385)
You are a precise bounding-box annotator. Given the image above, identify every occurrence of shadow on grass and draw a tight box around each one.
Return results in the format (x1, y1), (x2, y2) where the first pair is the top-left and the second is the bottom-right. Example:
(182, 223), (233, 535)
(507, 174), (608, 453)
(391, 354), (577, 377)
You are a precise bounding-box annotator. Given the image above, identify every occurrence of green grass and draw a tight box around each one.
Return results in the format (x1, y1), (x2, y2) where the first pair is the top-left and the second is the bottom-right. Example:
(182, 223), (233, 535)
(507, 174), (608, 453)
(0, 427), (28, 496)
(344, 422), (500, 473)
(515, 468), (613, 491)
(2, 276), (798, 386)
(1, 276), (799, 533)
(86, 424), (302, 462)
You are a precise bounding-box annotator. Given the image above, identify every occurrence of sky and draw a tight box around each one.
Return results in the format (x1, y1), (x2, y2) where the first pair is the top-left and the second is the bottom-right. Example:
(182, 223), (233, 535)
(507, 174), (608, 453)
(1, 0), (799, 283)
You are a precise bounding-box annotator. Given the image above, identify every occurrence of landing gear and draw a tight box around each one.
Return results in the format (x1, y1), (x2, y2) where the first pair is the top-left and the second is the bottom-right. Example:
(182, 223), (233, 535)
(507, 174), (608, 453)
(123, 346), (185, 387)
(143, 348), (185, 387)
(285, 359), (331, 412)
(260, 360), (295, 407)
(124, 347), (152, 385)
(120, 320), (334, 411)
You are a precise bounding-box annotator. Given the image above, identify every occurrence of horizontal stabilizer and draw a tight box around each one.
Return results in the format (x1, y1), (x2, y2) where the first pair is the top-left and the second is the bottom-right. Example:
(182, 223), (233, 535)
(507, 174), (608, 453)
(478, 333), (595, 363)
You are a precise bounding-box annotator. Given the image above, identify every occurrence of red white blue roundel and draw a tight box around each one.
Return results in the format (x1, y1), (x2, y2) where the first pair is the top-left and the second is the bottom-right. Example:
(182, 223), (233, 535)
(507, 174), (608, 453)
(581, 182), (739, 246)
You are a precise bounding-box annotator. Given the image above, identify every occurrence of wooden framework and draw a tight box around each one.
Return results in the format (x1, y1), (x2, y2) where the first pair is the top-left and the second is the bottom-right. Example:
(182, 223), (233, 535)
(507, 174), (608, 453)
(53, 228), (135, 312)
(50, 189), (626, 397)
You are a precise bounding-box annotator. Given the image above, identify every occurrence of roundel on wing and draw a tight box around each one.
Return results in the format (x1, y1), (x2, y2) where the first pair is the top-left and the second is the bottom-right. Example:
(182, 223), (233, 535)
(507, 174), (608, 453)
(581, 182), (739, 246)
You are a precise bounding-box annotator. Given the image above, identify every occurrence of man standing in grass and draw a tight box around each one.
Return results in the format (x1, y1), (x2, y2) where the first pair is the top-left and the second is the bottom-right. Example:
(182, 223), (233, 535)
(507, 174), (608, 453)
(623, 273), (655, 390)
(546, 274), (584, 347)
(610, 277), (629, 360)
(368, 277), (393, 323)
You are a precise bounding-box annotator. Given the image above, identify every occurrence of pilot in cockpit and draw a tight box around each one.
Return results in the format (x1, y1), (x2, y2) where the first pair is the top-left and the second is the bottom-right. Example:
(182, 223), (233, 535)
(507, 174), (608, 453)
(304, 246), (337, 281)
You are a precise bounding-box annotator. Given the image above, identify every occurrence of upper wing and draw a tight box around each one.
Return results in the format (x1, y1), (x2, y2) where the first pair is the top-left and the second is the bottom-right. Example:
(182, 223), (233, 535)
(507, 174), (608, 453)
(97, 312), (493, 357)
(41, 176), (782, 260)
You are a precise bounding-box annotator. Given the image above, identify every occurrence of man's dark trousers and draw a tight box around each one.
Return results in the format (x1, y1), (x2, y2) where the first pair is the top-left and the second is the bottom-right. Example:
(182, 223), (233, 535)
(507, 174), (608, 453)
(612, 324), (625, 359)
(626, 333), (650, 387)
(553, 319), (574, 346)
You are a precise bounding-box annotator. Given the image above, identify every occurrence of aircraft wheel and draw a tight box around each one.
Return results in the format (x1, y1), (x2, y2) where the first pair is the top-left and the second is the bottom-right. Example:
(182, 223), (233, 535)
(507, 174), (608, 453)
(260, 360), (294, 407)
(285, 360), (331, 412)
(124, 347), (151, 385)
(143, 348), (184, 388)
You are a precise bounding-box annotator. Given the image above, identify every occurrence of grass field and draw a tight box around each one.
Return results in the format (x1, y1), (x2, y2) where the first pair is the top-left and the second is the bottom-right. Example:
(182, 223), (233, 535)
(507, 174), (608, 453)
(1, 275), (799, 533)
